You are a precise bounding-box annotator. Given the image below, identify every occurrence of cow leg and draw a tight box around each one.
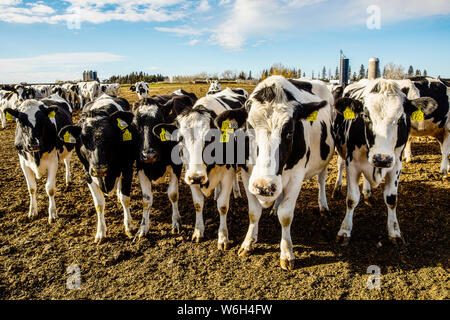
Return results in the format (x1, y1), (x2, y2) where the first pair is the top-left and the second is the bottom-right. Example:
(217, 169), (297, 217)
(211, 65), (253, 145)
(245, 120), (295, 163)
(332, 155), (345, 198)
(232, 172), (241, 198)
(239, 169), (263, 256)
(63, 153), (72, 187)
(88, 182), (106, 243)
(270, 192), (283, 215)
(217, 170), (234, 250)
(137, 170), (152, 238)
(404, 137), (413, 163)
(118, 171), (133, 238)
(336, 165), (361, 246)
(384, 160), (404, 244)
(168, 168), (181, 234)
(45, 156), (58, 223)
(317, 168), (329, 215)
(362, 176), (374, 206)
(20, 158), (38, 219)
(214, 183), (221, 201)
(190, 184), (205, 242)
(439, 131), (449, 175)
(277, 175), (304, 271)
(0, 109), (5, 129)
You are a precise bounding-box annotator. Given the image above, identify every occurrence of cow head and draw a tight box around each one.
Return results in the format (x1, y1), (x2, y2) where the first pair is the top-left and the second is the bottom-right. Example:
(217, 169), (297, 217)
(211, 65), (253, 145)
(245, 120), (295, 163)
(240, 83), (327, 207)
(59, 109), (134, 179)
(130, 82), (149, 98)
(5, 100), (58, 153)
(134, 95), (192, 164)
(335, 80), (438, 168)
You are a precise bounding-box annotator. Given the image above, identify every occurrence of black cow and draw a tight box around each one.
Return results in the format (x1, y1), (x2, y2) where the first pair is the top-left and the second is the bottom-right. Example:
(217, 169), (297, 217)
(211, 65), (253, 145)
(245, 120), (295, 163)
(5, 97), (74, 222)
(133, 92), (197, 237)
(59, 95), (138, 242)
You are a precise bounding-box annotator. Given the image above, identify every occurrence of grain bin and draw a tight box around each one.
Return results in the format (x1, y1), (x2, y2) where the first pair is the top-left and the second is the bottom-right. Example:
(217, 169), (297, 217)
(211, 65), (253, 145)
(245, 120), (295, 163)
(368, 57), (380, 80)
(339, 57), (349, 85)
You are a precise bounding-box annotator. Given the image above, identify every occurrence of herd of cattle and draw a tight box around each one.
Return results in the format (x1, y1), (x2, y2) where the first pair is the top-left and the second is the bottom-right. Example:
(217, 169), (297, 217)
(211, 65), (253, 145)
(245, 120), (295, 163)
(0, 76), (448, 270)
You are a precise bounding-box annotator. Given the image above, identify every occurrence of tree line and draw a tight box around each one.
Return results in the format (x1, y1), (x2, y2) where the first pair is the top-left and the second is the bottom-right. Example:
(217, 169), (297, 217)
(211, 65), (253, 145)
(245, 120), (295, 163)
(107, 72), (166, 84)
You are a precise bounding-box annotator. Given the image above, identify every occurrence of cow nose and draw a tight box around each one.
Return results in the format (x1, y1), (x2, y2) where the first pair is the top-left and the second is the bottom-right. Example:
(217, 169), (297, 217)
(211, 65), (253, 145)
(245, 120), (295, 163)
(187, 174), (207, 185)
(372, 154), (393, 168)
(253, 182), (277, 197)
(29, 143), (40, 152)
(90, 166), (108, 177)
(141, 149), (160, 163)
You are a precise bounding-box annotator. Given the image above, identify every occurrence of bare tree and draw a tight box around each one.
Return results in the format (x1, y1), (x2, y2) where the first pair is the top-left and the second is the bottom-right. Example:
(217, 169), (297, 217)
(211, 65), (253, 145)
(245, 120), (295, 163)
(383, 63), (405, 80)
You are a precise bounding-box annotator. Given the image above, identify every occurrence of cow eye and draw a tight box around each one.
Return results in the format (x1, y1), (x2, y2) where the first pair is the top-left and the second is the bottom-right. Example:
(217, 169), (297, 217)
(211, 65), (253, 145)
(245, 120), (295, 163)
(286, 131), (294, 139)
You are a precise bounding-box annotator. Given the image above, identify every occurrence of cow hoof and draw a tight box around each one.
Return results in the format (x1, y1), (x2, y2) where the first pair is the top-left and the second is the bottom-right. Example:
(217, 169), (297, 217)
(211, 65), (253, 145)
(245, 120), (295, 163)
(171, 224), (181, 234)
(319, 208), (330, 217)
(218, 242), (230, 251)
(125, 230), (133, 239)
(280, 259), (295, 271)
(238, 247), (252, 257)
(389, 235), (406, 246)
(331, 188), (342, 199)
(336, 234), (351, 246)
(94, 237), (104, 244)
(191, 232), (203, 243)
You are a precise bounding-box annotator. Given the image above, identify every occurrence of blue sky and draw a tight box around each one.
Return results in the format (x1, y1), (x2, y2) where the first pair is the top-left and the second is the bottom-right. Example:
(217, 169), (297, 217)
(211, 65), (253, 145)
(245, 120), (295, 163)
(0, 0), (449, 83)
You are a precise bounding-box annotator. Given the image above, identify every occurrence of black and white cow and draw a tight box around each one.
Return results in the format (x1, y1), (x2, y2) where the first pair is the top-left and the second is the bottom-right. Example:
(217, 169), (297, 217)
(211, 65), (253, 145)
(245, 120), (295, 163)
(59, 94), (138, 242)
(4, 96), (74, 222)
(207, 80), (221, 95)
(402, 77), (450, 175)
(130, 82), (149, 100)
(332, 79), (438, 245)
(217, 76), (335, 270)
(61, 83), (82, 110)
(0, 85), (38, 128)
(153, 88), (248, 248)
(99, 83), (120, 97)
(31, 85), (51, 98)
(79, 81), (100, 108)
(133, 91), (198, 237)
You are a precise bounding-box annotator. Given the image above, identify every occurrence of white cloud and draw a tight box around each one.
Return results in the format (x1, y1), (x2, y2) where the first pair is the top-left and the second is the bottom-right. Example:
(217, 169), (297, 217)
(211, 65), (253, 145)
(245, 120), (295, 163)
(198, 0), (210, 12)
(186, 39), (200, 46)
(0, 52), (123, 83)
(155, 25), (204, 36)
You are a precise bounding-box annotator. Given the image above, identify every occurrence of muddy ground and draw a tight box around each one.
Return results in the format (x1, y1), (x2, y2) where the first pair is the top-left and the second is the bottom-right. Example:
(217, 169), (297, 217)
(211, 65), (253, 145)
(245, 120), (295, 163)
(0, 84), (448, 300)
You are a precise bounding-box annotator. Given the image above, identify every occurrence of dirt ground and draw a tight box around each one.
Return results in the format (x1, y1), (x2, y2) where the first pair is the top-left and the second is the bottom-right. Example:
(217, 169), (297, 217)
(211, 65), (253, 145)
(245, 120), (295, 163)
(0, 83), (448, 300)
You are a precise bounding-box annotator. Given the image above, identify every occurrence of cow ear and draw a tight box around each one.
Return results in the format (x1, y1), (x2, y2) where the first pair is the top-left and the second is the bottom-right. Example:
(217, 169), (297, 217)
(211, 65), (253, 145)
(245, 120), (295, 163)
(39, 105), (58, 117)
(110, 111), (134, 127)
(58, 125), (81, 144)
(404, 97), (438, 117)
(294, 100), (328, 120)
(130, 85), (136, 92)
(153, 123), (178, 142)
(164, 95), (193, 118)
(4, 108), (20, 121)
(214, 107), (248, 130)
(334, 97), (364, 116)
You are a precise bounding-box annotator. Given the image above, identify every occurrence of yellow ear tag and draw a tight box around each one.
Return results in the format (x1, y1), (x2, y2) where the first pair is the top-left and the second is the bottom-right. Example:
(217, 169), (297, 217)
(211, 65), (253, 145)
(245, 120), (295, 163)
(117, 118), (128, 130)
(63, 131), (76, 144)
(160, 128), (171, 141)
(48, 110), (56, 118)
(411, 109), (424, 121)
(306, 110), (318, 121)
(343, 107), (356, 120)
(220, 132), (230, 143)
(122, 129), (132, 141)
(5, 112), (13, 121)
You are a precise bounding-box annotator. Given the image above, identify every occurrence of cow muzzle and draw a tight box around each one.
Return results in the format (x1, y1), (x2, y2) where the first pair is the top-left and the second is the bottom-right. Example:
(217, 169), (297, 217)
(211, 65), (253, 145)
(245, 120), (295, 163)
(141, 150), (160, 164)
(371, 154), (394, 168)
(90, 166), (108, 177)
(251, 177), (278, 197)
(186, 173), (208, 185)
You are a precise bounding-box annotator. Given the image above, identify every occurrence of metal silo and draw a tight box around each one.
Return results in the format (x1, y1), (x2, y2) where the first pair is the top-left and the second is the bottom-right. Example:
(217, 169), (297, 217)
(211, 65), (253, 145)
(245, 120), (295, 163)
(368, 57), (380, 80)
(339, 50), (349, 85)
